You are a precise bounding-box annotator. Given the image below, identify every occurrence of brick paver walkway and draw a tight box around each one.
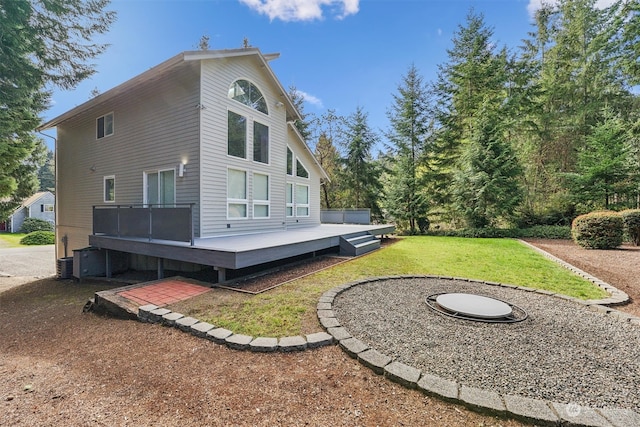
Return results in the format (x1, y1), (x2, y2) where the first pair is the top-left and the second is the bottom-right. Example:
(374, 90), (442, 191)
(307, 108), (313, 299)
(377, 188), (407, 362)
(117, 279), (211, 306)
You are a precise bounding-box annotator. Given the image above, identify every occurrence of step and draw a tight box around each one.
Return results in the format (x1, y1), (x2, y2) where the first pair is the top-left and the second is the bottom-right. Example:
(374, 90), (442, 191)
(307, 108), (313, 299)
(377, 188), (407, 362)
(339, 233), (380, 257)
(346, 234), (375, 245)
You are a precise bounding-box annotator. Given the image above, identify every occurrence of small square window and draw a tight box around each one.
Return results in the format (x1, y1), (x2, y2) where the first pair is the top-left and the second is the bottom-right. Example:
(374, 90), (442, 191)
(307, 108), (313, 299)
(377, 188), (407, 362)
(97, 113), (114, 139)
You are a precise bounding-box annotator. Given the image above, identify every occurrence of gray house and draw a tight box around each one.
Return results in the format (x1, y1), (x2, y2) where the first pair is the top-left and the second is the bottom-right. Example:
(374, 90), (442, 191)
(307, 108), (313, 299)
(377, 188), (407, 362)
(39, 48), (393, 281)
(0, 191), (55, 233)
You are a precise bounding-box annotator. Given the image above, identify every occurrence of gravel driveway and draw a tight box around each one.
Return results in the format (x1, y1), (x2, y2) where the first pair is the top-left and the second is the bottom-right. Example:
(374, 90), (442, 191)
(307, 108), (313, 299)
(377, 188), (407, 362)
(0, 245), (56, 293)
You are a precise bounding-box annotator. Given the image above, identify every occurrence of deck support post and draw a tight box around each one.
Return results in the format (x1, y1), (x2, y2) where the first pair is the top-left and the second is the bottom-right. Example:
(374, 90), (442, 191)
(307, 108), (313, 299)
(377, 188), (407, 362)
(215, 266), (226, 282)
(157, 257), (164, 280)
(105, 249), (112, 278)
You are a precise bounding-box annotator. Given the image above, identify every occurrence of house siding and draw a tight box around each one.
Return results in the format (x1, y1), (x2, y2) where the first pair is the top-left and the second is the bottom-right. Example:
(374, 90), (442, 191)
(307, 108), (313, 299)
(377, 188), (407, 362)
(200, 56), (308, 236)
(9, 192), (55, 233)
(55, 63), (201, 258)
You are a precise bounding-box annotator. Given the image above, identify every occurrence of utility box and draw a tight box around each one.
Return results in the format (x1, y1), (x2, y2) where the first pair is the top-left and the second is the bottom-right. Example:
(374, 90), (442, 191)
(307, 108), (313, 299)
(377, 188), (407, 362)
(73, 247), (106, 279)
(56, 257), (73, 279)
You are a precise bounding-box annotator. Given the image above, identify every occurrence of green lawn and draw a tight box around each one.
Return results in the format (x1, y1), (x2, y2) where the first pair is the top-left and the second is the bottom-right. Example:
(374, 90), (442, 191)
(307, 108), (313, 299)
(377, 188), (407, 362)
(0, 233), (28, 248)
(176, 236), (607, 337)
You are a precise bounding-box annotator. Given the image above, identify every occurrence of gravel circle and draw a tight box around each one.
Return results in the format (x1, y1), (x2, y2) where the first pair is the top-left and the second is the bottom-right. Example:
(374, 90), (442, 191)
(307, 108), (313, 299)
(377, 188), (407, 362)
(332, 277), (640, 411)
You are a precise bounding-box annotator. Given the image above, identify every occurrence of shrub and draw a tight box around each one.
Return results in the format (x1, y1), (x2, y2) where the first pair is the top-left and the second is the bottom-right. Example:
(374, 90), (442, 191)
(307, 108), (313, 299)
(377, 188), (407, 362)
(20, 218), (54, 233)
(20, 231), (55, 245)
(571, 211), (623, 249)
(426, 226), (571, 239)
(620, 209), (640, 246)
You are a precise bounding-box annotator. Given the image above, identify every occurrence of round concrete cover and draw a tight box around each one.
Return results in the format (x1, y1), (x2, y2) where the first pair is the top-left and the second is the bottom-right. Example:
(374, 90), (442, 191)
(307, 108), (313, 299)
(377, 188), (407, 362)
(436, 293), (513, 319)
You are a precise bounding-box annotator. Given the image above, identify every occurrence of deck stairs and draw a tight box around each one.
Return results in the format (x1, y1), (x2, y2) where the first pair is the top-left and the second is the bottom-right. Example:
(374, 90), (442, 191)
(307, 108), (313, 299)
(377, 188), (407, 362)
(339, 232), (380, 257)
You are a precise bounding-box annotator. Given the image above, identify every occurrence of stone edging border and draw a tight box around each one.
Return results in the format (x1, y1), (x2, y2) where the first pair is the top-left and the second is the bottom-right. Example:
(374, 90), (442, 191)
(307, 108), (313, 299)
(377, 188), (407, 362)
(137, 304), (334, 352)
(518, 239), (629, 306)
(319, 275), (640, 427)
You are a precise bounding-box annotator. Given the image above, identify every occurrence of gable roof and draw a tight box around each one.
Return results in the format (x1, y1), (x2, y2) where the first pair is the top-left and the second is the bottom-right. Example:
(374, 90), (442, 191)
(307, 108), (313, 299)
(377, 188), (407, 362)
(8, 191), (53, 216)
(38, 48), (301, 131)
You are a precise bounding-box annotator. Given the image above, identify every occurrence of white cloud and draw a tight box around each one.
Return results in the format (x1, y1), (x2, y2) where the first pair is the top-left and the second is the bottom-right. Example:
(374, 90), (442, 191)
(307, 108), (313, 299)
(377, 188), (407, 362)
(239, 0), (359, 22)
(297, 90), (324, 108)
(527, 0), (619, 17)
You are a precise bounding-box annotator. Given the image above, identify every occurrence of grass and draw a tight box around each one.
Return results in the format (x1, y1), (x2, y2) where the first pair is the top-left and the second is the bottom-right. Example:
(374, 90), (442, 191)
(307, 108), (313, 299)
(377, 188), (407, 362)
(169, 236), (608, 337)
(0, 233), (28, 248)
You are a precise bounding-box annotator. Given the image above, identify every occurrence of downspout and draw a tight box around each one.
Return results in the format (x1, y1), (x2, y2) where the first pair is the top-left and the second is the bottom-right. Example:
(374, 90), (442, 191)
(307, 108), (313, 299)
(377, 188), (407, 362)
(37, 131), (59, 258)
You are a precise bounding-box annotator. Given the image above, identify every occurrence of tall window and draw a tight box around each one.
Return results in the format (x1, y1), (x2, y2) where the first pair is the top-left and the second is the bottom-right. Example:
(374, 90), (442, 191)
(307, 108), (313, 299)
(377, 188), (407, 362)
(253, 173), (269, 218)
(253, 121), (269, 164)
(97, 112), (114, 139)
(295, 184), (309, 217)
(228, 111), (247, 158)
(228, 80), (268, 114)
(286, 183), (294, 217)
(286, 147), (293, 175)
(104, 176), (115, 202)
(146, 170), (175, 205)
(227, 169), (247, 219)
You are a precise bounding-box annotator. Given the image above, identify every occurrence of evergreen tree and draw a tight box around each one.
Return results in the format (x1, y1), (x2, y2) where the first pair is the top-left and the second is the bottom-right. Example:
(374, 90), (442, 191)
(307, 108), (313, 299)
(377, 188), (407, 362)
(452, 99), (523, 228)
(38, 150), (55, 193)
(385, 64), (433, 233)
(430, 10), (509, 223)
(566, 111), (632, 210)
(516, 0), (634, 221)
(314, 133), (342, 209)
(340, 107), (383, 219)
(0, 0), (115, 218)
(288, 85), (312, 142)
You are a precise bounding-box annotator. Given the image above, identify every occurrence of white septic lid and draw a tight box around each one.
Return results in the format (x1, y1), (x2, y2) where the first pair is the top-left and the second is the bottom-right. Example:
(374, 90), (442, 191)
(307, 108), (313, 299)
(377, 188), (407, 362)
(436, 293), (513, 319)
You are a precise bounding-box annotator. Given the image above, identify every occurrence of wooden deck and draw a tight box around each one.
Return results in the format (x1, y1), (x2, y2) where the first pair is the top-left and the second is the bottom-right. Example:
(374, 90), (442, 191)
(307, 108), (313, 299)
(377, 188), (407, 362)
(89, 224), (395, 272)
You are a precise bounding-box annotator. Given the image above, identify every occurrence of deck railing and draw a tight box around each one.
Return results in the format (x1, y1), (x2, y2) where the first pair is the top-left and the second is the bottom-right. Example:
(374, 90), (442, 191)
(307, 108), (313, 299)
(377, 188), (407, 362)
(320, 209), (371, 225)
(93, 204), (195, 246)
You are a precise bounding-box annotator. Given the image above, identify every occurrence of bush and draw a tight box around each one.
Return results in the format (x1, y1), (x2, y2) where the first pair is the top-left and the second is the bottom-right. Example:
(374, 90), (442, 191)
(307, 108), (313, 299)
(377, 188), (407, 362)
(620, 209), (640, 246)
(426, 226), (571, 239)
(20, 218), (54, 233)
(20, 231), (55, 245)
(571, 211), (623, 249)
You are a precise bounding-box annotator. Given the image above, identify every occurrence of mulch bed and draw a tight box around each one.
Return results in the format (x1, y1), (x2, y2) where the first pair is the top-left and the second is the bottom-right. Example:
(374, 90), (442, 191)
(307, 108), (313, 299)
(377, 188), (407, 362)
(216, 256), (348, 294)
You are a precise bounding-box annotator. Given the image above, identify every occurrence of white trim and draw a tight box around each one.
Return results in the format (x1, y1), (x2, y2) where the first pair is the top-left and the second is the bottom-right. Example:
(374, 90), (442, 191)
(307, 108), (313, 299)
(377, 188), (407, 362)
(103, 175), (115, 203)
(252, 119), (270, 165)
(228, 78), (270, 117)
(252, 172), (270, 219)
(295, 183), (310, 217)
(227, 167), (248, 220)
(143, 168), (176, 206)
(227, 109), (248, 160)
(96, 112), (114, 140)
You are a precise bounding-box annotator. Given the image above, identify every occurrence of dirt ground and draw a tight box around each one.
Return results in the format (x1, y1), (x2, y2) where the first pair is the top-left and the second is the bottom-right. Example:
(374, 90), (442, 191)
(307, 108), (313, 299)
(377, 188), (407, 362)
(0, 239), (637, 426)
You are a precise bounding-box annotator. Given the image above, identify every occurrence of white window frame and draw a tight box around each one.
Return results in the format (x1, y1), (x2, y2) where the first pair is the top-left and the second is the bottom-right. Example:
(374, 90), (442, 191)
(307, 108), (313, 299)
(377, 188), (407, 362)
(228, 79), (269, 116)
(227, 109), (248, 160)
(295, 158), (310, 179)
(227, 168), (248, 220)
(286, 146), (294, 176)
(295, 183), (310, 217)
(97, 112), (114, 140)
(43, 204), (54, 212)
(252, 120), (270, 165)
(252, 172), (270, 219)
(286, 182), (294, 217)
(143, 168), (176, 206)
(104, 175), (115, 203)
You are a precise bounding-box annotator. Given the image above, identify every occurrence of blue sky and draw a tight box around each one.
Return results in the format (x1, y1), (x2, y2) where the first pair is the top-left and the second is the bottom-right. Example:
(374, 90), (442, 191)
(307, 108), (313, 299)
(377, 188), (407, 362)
(42, 0), (613, 150)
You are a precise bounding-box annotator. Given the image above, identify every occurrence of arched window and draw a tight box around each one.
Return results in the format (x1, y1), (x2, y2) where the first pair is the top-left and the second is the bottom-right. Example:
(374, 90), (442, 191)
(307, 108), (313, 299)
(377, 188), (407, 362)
(228, 80), (268, 114)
